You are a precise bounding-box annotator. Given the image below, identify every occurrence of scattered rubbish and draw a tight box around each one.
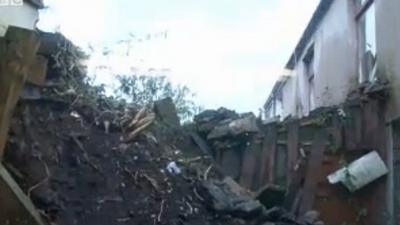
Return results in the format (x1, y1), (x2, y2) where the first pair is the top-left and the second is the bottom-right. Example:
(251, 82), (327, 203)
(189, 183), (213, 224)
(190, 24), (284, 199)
(70, 111), (81, 118)
(327, 151), (388, 192)
(166, 161), (182, 175)
(337, 108), (346, 118)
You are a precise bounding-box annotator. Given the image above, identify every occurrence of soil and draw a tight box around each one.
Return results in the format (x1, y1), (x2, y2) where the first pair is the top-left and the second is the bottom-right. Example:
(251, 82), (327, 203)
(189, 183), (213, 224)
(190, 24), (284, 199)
(4, 100), (244, 225)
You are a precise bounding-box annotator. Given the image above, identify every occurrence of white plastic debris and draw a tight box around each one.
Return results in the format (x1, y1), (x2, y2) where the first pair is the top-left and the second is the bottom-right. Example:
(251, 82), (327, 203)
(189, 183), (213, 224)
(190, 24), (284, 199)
(337, 108), (347, 118)
(327, 151), (388, 192)
(166, 161), (181, 175)
(70, 111), (81, 118)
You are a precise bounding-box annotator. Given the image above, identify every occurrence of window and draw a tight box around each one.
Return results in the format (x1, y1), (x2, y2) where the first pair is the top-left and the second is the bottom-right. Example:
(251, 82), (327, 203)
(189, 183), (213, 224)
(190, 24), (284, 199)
(303, 45), (315, 112)
(356, 0), (377, 83)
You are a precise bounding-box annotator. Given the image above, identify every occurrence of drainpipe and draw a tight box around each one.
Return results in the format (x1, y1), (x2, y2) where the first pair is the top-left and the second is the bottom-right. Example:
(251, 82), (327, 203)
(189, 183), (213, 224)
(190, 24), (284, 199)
(386, 125), (394, 225)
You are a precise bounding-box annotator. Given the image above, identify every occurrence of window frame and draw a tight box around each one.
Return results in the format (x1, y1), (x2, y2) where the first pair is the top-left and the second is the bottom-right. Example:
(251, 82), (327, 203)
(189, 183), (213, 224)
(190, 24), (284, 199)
(356, 0), (376, 83)
(356, 0), (374, 21)
(303, 44), (315, 112)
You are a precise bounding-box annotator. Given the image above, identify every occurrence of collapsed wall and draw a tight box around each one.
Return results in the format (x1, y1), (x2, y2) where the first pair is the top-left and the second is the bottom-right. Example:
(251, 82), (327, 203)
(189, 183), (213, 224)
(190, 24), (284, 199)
(191, 82), (390, 225)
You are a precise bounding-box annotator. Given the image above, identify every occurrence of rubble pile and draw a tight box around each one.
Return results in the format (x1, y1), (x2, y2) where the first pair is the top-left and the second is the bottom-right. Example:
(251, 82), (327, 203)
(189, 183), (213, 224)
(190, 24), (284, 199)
(200, 177), (325, 225)
(2, 31), (326, 225)
(193, 108), (261, 179)
(194, 108), (260, 150)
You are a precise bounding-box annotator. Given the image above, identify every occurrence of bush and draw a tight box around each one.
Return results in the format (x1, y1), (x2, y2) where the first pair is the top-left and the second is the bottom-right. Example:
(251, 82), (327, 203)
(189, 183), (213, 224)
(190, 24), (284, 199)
(115, 74), (201, 121)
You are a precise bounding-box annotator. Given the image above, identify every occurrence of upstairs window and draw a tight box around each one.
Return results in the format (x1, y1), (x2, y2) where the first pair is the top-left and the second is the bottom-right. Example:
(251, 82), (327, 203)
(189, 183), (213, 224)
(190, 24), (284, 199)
(303, 45), (315, 112)
(356, 0), (377, 83)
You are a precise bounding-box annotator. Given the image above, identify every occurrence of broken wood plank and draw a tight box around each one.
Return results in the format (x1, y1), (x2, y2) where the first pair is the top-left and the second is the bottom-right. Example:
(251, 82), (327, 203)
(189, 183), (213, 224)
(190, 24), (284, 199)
(0, 163), (44, 225)
(0, 26), (41, 158)
(26, 55), (48, 86)
(190, 131), (213, 156)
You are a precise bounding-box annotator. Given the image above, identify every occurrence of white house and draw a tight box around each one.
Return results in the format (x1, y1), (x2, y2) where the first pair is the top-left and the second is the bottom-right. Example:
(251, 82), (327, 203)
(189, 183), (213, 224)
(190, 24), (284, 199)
(0, 0), (44, 36)
(264, 0), (399, 120)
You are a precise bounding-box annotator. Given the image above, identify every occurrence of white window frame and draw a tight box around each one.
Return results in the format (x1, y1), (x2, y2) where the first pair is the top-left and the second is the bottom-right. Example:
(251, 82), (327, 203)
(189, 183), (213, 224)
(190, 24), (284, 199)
(356, 0), (377, 83)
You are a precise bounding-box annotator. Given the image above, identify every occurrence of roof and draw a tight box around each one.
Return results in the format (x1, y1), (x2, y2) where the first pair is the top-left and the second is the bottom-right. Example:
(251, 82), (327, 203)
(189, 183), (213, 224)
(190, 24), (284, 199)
(25, 0), (45, 9)
(264, 75), (290, 109)
(285, 0), (334, 69)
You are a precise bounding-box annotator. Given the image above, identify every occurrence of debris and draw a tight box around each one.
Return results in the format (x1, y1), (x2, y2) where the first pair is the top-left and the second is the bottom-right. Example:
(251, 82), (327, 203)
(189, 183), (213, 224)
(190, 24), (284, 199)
(300, 210), (320, 224)
(203, 164), (213, 180)
(153, 97), (180, 127)
(327, 151), (388, 192)
(207, 113), (259, 140)
(157, 200), (166, 222)
(4, 31), (258, 225)
(142, 173), (160, 191)
(127, 107), (147, 129)
(71, 135), (101, 171)
(70, 111), (81, 119)
(194, 107), (239, 134)
(337, 108), (346, 118)
(166, 161), (182, 175)
(27, 155), (50, 198)
(124, 112), (155, 142)
(201, 177), (264, 219)
(190, 131), (213, 155)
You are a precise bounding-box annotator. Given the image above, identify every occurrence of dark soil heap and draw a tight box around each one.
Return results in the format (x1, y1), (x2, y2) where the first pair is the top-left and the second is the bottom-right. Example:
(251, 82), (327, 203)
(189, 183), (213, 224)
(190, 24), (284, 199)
(5, 100), (242, 225)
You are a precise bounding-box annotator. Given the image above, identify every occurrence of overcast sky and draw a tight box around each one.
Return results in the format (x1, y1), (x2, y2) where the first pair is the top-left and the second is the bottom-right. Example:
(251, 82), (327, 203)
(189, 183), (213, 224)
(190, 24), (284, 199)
(38, 0), (320, 113)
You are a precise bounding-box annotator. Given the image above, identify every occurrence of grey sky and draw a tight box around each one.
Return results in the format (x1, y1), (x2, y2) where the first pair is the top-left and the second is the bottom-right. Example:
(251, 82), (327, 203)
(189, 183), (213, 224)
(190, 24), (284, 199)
(38, 0), (320, 113)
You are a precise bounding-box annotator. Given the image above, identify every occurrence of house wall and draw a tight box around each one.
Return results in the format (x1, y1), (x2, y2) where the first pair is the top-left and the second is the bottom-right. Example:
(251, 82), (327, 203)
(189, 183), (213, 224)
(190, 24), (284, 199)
(375, 0), (400, 122)
(0, 2), (39, 36)
(287, 0), (359, 117)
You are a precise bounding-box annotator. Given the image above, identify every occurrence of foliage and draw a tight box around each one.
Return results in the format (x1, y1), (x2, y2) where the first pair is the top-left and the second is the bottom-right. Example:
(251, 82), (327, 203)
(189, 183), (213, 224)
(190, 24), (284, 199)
(115, 74), (201, 121)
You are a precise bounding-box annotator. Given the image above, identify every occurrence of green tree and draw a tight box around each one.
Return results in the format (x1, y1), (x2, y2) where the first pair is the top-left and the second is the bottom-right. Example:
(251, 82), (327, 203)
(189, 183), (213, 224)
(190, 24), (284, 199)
(115, 74), (201, 121)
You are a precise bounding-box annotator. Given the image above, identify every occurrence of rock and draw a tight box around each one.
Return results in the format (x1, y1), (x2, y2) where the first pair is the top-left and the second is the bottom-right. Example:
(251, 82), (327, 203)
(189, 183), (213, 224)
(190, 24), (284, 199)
(153, 97), (180, 127)
(201, 177), (264, 219)
(207, 114), (259, 140)
(194, 108), (239, 134)
(262, 207), (287, 221)
(300, 210), (320, 224)
(229, 114), (259, 135)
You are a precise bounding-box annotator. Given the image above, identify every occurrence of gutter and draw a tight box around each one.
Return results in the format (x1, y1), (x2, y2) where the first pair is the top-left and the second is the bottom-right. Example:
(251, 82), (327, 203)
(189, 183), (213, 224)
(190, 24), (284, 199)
(25, 0), (45, 9)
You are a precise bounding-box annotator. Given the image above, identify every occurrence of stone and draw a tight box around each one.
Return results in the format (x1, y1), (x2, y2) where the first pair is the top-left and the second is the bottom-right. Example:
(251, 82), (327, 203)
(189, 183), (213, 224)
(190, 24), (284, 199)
(153, 97), (180, 127)
(201, 177), (264, 219)
(194, 108), (239, 134)
(207, 114), (259, 139)
(301, 210), (320, 224)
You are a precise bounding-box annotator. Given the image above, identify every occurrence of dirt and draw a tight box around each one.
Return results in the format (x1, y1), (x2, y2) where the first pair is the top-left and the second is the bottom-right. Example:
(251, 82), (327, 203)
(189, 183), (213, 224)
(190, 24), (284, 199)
(4, 100), (244, 225)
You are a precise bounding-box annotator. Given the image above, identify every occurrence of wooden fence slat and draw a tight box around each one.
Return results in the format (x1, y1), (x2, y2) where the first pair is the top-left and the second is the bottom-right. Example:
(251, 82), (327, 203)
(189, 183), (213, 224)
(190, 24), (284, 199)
(287, 122), (299, 183)
(259, 123), (278, 187)
(299, 131), (327, 215)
